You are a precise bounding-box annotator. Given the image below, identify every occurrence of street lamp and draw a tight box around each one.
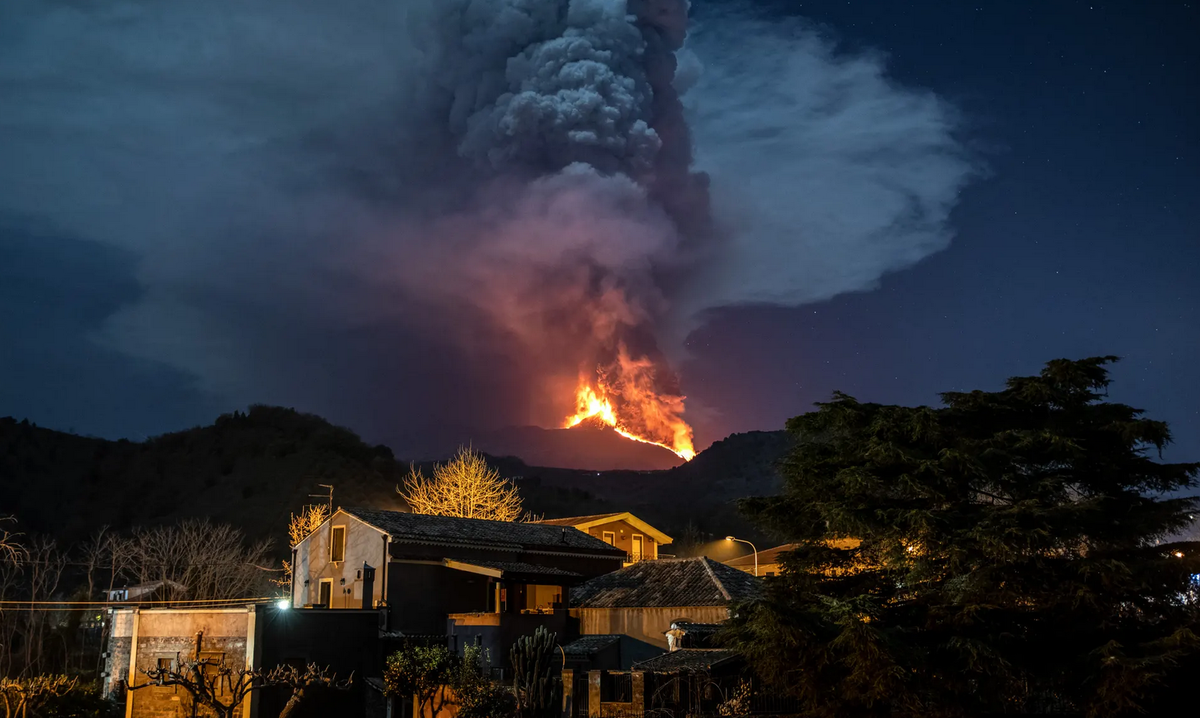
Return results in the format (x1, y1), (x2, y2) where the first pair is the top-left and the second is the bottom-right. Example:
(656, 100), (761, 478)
(725, 536), (759, 577)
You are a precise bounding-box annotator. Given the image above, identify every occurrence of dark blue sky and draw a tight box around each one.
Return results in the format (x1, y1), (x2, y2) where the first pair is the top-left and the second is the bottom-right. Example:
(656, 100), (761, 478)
(2, 0), (1196, 464)
(687, 0), (1200, 462)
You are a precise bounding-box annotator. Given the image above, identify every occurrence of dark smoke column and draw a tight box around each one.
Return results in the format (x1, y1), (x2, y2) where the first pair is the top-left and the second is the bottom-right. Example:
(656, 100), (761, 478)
(633, 0), (711, 239)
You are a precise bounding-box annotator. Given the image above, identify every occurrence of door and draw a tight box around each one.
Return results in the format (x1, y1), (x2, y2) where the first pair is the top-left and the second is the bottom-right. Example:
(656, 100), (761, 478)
(632, 534), (644, 562)
(318, 579), (333, 607)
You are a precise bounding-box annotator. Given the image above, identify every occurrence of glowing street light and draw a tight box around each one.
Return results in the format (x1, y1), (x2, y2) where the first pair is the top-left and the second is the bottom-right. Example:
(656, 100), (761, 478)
(276, 598), (291, 610)
(726, 536), (759, 577)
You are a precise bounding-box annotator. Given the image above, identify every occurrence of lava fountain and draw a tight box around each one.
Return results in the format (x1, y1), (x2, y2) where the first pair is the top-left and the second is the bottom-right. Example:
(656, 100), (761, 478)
(563, 347), (695, 461)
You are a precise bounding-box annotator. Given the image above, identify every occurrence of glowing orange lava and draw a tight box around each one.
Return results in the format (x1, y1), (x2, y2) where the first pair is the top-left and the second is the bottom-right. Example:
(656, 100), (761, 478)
(564, 380), (696, 461)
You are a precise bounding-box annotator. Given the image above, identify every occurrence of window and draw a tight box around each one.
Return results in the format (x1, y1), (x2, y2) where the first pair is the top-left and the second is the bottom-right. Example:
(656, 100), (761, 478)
(631, 534), (644, 562)
(198, 652), (224, 677)
(525, 584), (562, 612)
(602, 531), (615, 546)
(318, 579), (333, 607)
(157, 657), (173, 672)
(330, 526), (346, 563)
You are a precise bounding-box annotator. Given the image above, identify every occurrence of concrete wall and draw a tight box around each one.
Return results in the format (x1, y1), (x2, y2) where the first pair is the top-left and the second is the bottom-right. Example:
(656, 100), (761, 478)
(293, 510), (389, 609)
(571, 606), (731, 650)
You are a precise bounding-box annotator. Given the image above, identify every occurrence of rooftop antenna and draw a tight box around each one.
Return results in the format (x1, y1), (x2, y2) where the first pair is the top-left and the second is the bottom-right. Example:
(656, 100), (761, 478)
(310, 484), (334, 513)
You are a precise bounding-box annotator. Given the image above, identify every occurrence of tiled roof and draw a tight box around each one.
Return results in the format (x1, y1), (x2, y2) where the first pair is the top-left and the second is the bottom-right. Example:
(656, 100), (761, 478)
(455, 560), (581, 579)
(342, 508), (625, 556)
(633, 649), (739, 673)
(571, 557), (763, 608)
(561, 634), (621, 657)
(669, 621), (722, 635)
(536, 513), (623, 527)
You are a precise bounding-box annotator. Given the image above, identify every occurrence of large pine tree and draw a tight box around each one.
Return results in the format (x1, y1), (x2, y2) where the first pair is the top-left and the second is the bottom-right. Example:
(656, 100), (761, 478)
(725, 357), (1199, 717)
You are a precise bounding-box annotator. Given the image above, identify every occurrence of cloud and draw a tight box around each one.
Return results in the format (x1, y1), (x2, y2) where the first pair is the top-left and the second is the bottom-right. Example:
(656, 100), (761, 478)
(673, 7), (977, 327)
(0, 0), (978, 445)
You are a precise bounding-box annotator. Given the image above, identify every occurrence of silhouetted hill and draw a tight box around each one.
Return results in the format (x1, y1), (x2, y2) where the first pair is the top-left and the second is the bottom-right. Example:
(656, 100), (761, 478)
(0, 407), (790, 549)
(0, 407), (407, 545)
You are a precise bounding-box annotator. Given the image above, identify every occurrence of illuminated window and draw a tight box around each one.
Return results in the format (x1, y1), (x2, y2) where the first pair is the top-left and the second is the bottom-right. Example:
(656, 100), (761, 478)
(330, 526), (346, 563)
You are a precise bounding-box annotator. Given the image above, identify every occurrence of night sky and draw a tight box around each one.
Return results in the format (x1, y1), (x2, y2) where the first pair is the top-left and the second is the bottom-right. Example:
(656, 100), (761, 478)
(686, 0), (1200, 464)
(2, 1), (1197, 465)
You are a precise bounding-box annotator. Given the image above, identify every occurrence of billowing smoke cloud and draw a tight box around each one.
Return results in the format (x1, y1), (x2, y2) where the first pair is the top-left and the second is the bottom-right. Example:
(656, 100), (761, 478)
(0, 0), (976, 449)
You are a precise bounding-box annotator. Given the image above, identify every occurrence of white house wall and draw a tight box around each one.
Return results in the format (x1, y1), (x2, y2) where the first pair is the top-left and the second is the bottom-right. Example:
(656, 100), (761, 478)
(292, 510), (389, 609)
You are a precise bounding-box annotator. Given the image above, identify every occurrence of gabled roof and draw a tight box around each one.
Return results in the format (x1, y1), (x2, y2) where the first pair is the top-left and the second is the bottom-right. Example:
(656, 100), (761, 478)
(340, 507), (625, 557)
(570, 557), (763, 609)
(633, 649), (740, 673)
(535, 512), (673, 544)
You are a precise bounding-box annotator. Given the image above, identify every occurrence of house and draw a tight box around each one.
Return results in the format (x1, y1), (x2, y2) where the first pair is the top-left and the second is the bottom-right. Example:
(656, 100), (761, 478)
(537, 512), (672, 564)
(723, 539), (860, 577)
(106, 579), (188, 602)
(567, 557), (762, 668)
(104, 602), (381, 717)
(290, 507), (627, 665)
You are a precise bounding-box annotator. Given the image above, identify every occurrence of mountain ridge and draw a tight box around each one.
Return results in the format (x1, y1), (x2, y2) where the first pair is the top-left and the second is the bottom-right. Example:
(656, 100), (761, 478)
(0, 407), (790, 549)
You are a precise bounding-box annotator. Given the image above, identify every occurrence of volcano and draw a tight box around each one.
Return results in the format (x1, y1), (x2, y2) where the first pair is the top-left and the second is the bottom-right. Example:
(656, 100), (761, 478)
(474, 418), (684, 471)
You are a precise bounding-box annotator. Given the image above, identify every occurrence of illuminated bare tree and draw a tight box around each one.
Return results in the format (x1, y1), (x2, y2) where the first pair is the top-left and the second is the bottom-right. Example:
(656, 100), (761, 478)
(398, 447), (523, 522)
(274, 505), (330, 590)
(0, 675), (77, 718)
(0, 516), (23, 566)
(288, 505), (330, 548)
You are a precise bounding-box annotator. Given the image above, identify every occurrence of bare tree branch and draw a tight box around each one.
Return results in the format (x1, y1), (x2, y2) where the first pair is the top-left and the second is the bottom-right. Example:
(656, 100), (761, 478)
(398, 447), (523, 522)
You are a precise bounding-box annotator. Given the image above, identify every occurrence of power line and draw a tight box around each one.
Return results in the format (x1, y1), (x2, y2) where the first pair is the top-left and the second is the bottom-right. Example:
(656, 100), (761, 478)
(0, 596), (277, 607)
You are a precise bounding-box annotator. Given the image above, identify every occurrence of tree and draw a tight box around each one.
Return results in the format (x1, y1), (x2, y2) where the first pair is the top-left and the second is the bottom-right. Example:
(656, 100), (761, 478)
(123, 519), (273, 601)
(383, 643), (456, 717)
(0, 675), (76, 718)
(133, 659), (261, 718)
(0, 516), (23, 566)
(453, 645), (516, 718)
(262, 663), (352, 718)
(723, 357), (1200, 718)
(398, 447), (523, 521)
(274, 505), (330, 591)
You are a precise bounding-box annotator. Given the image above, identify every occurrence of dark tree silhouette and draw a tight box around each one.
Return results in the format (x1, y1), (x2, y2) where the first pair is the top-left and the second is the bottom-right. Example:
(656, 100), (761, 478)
(724, 357), (1200, 718)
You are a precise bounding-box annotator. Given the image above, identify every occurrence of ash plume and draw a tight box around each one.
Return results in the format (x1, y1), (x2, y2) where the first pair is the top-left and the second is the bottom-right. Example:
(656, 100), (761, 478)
(0, 0), (978, 449)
